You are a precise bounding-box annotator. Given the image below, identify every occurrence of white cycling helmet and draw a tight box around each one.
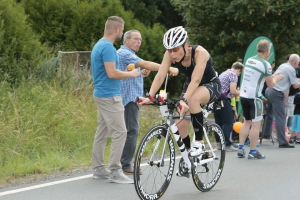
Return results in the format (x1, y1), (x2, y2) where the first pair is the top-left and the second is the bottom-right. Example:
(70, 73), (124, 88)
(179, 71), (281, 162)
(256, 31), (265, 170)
(163, 26), (188, 49)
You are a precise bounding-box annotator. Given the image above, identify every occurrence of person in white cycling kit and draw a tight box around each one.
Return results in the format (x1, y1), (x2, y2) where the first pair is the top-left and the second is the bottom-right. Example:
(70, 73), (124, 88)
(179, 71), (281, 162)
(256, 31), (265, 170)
(139, 26), (221, 159)
(238, 40), (284, 159)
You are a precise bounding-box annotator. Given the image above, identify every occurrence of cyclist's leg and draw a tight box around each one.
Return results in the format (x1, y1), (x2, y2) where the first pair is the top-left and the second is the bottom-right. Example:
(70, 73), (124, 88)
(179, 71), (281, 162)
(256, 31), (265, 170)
(189, 86), (210, 136)
(238, 98), (252, 148)
(188, 86), (208, 156)
(178, 89), (191, 149)
(248, 98), (264, 150)
(176, 118), (191, 149)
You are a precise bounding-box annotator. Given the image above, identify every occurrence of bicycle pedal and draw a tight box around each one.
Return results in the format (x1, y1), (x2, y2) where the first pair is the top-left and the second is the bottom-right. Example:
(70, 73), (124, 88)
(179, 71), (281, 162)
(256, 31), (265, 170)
(176, 170), (190, 178)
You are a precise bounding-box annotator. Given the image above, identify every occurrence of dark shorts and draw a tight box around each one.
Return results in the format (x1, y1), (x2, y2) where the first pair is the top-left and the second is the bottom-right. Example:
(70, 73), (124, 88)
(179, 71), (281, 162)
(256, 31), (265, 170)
(181, 76), (221, 105)
(240, 97), (263, 122)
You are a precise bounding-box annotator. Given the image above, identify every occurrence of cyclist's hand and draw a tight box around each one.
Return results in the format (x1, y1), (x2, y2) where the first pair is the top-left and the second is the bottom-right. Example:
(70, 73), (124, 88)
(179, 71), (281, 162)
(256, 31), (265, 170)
(179, 100), (189, 118)
(137, 97), (151, 105)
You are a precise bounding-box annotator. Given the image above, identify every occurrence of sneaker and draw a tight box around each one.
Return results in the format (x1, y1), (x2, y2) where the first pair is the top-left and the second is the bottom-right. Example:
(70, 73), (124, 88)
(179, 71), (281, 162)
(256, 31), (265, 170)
(237, 148), (245, 158)
(93, 167), (110, 179)
(248, 151), (266, 159)
(109, 168), (134, 184)
(289, 138), (295, 144)
(226, 145), (237, 152)
(190, 141), (204, 157)
(295, 139), (300, 144)
(232, 143), (238, 148)
(123, 166), (142, 175)
(217, 142), (222, 150)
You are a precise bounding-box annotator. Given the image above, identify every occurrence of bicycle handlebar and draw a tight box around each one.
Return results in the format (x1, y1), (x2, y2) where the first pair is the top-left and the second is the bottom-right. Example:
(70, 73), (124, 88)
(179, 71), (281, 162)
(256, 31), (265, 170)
(135, 95), (214, 119)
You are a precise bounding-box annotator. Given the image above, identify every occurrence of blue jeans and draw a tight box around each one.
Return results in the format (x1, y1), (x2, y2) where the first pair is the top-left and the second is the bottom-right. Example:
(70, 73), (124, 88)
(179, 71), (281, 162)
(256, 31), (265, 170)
(214, 98), (234, 147)
(121, 102), (139, 169)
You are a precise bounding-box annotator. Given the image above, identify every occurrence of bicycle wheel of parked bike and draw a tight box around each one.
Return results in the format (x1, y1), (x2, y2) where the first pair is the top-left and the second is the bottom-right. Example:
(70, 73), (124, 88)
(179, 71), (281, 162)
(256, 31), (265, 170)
(191, 123), (225, 192)
(133, 125), (176, 200)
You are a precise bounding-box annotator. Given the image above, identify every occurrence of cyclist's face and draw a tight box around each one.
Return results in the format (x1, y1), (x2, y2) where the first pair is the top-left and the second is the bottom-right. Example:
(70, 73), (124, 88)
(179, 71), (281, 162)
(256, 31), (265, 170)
(167, 46), (184, 62)
(125, 32), (142, 52)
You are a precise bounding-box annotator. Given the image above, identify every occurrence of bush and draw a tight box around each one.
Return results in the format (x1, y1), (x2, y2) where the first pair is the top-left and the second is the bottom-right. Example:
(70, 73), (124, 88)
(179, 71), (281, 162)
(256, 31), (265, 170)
(0, 0), (50, 86)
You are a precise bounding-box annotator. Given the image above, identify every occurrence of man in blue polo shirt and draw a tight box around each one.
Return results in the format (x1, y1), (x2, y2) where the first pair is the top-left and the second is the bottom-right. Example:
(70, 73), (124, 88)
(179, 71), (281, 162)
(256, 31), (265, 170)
(91, 17), (140, 184)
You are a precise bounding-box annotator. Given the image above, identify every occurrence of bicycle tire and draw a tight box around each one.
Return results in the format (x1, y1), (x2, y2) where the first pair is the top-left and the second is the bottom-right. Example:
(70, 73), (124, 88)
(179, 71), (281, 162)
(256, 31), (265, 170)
(133, 125), (176, 200)
(191, 123), (225, 192)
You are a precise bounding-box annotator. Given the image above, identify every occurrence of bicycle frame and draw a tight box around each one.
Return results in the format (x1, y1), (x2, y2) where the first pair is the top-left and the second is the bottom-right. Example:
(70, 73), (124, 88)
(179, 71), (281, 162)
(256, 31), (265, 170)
(134, 96), (225, 199)
(150, 102), (217, 170)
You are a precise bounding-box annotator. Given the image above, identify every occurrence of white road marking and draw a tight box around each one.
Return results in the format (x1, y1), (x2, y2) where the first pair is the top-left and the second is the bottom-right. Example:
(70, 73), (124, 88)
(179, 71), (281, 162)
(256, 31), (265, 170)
(0, 155), (184, 196)
(0, 174), (92, 197)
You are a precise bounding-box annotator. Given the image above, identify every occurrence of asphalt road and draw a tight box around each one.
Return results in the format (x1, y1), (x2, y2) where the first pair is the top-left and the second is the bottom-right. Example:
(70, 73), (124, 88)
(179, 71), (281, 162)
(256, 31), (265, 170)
(1, 139), (299, 200)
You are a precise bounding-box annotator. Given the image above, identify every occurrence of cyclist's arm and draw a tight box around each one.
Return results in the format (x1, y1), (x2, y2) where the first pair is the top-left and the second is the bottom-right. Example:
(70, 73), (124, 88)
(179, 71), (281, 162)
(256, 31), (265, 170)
(148, 51), (172, 97)
(183, 46), (209, 100)
(136, 60), (178, 75)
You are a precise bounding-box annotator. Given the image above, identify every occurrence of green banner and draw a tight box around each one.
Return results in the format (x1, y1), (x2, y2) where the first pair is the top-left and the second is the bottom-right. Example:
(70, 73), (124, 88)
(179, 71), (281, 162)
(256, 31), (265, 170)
(237, 36), (275, 116)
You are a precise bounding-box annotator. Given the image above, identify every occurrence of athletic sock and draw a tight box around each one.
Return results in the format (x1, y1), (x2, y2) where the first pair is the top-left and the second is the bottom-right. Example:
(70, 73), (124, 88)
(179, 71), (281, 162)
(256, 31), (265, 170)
(191, 111), (204, 141)
(238, 144), (244, 149)
(249, 149), (257, 154)
(182, 135), (191, 149)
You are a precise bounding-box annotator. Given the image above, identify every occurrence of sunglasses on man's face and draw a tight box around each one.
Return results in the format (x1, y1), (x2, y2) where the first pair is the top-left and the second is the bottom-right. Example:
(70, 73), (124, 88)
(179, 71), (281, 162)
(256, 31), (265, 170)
(167, 46), (181, 53)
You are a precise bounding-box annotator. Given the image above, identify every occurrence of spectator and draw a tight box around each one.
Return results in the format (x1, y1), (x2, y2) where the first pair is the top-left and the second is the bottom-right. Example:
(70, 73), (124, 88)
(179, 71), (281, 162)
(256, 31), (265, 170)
(287, 64), (300, 143)
(289, 92), (300, 143)
(117, 30), (178, 174)
(237, 39), (284, 159)
(214, 62), (244, 151)
(263, 54), (300, 148)
(91, 16), (139, 184)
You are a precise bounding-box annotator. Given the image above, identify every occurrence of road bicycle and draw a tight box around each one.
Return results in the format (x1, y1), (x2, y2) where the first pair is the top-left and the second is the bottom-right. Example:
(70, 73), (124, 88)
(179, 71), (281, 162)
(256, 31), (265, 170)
(133, 95), (226, 200)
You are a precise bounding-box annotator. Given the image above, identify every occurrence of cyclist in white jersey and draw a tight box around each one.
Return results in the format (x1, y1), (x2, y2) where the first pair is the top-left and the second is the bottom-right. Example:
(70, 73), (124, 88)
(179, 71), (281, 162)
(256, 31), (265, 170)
(237, 39), (284, 159)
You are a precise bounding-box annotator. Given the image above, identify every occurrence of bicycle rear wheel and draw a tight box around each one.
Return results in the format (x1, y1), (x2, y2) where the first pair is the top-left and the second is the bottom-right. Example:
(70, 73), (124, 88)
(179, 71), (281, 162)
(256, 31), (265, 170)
(133, 125), (176, 200)
(191, 123), (225, 192)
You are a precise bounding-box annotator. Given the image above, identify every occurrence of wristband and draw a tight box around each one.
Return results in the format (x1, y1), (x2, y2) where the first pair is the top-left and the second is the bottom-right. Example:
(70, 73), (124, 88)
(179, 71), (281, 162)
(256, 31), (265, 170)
(180, 97), (188, 105)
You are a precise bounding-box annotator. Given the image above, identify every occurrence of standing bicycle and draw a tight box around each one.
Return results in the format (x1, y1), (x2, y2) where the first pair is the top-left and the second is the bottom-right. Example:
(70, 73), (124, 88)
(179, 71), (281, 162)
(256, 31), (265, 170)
(134, 95), (225, 200)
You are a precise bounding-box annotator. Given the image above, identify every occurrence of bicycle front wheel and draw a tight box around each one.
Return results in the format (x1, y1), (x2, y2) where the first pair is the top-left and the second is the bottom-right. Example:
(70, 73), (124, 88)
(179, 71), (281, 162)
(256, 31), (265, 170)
(133, 125), (176, 200)
(191, 123), (225, 192)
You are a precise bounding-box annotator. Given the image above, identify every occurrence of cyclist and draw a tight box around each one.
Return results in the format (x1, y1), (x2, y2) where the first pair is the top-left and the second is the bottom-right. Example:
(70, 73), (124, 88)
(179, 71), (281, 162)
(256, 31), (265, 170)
(138, 26), (221, 158)
(238, 40), (284, 158)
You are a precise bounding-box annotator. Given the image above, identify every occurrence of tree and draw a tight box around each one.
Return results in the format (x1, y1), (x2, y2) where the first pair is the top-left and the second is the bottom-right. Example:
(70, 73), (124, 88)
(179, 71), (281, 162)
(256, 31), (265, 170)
(171, 0), (300, 72)
(0, 0), (49, 85)
(21, 0), (74, 50)
(120, 0), (183, 29)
